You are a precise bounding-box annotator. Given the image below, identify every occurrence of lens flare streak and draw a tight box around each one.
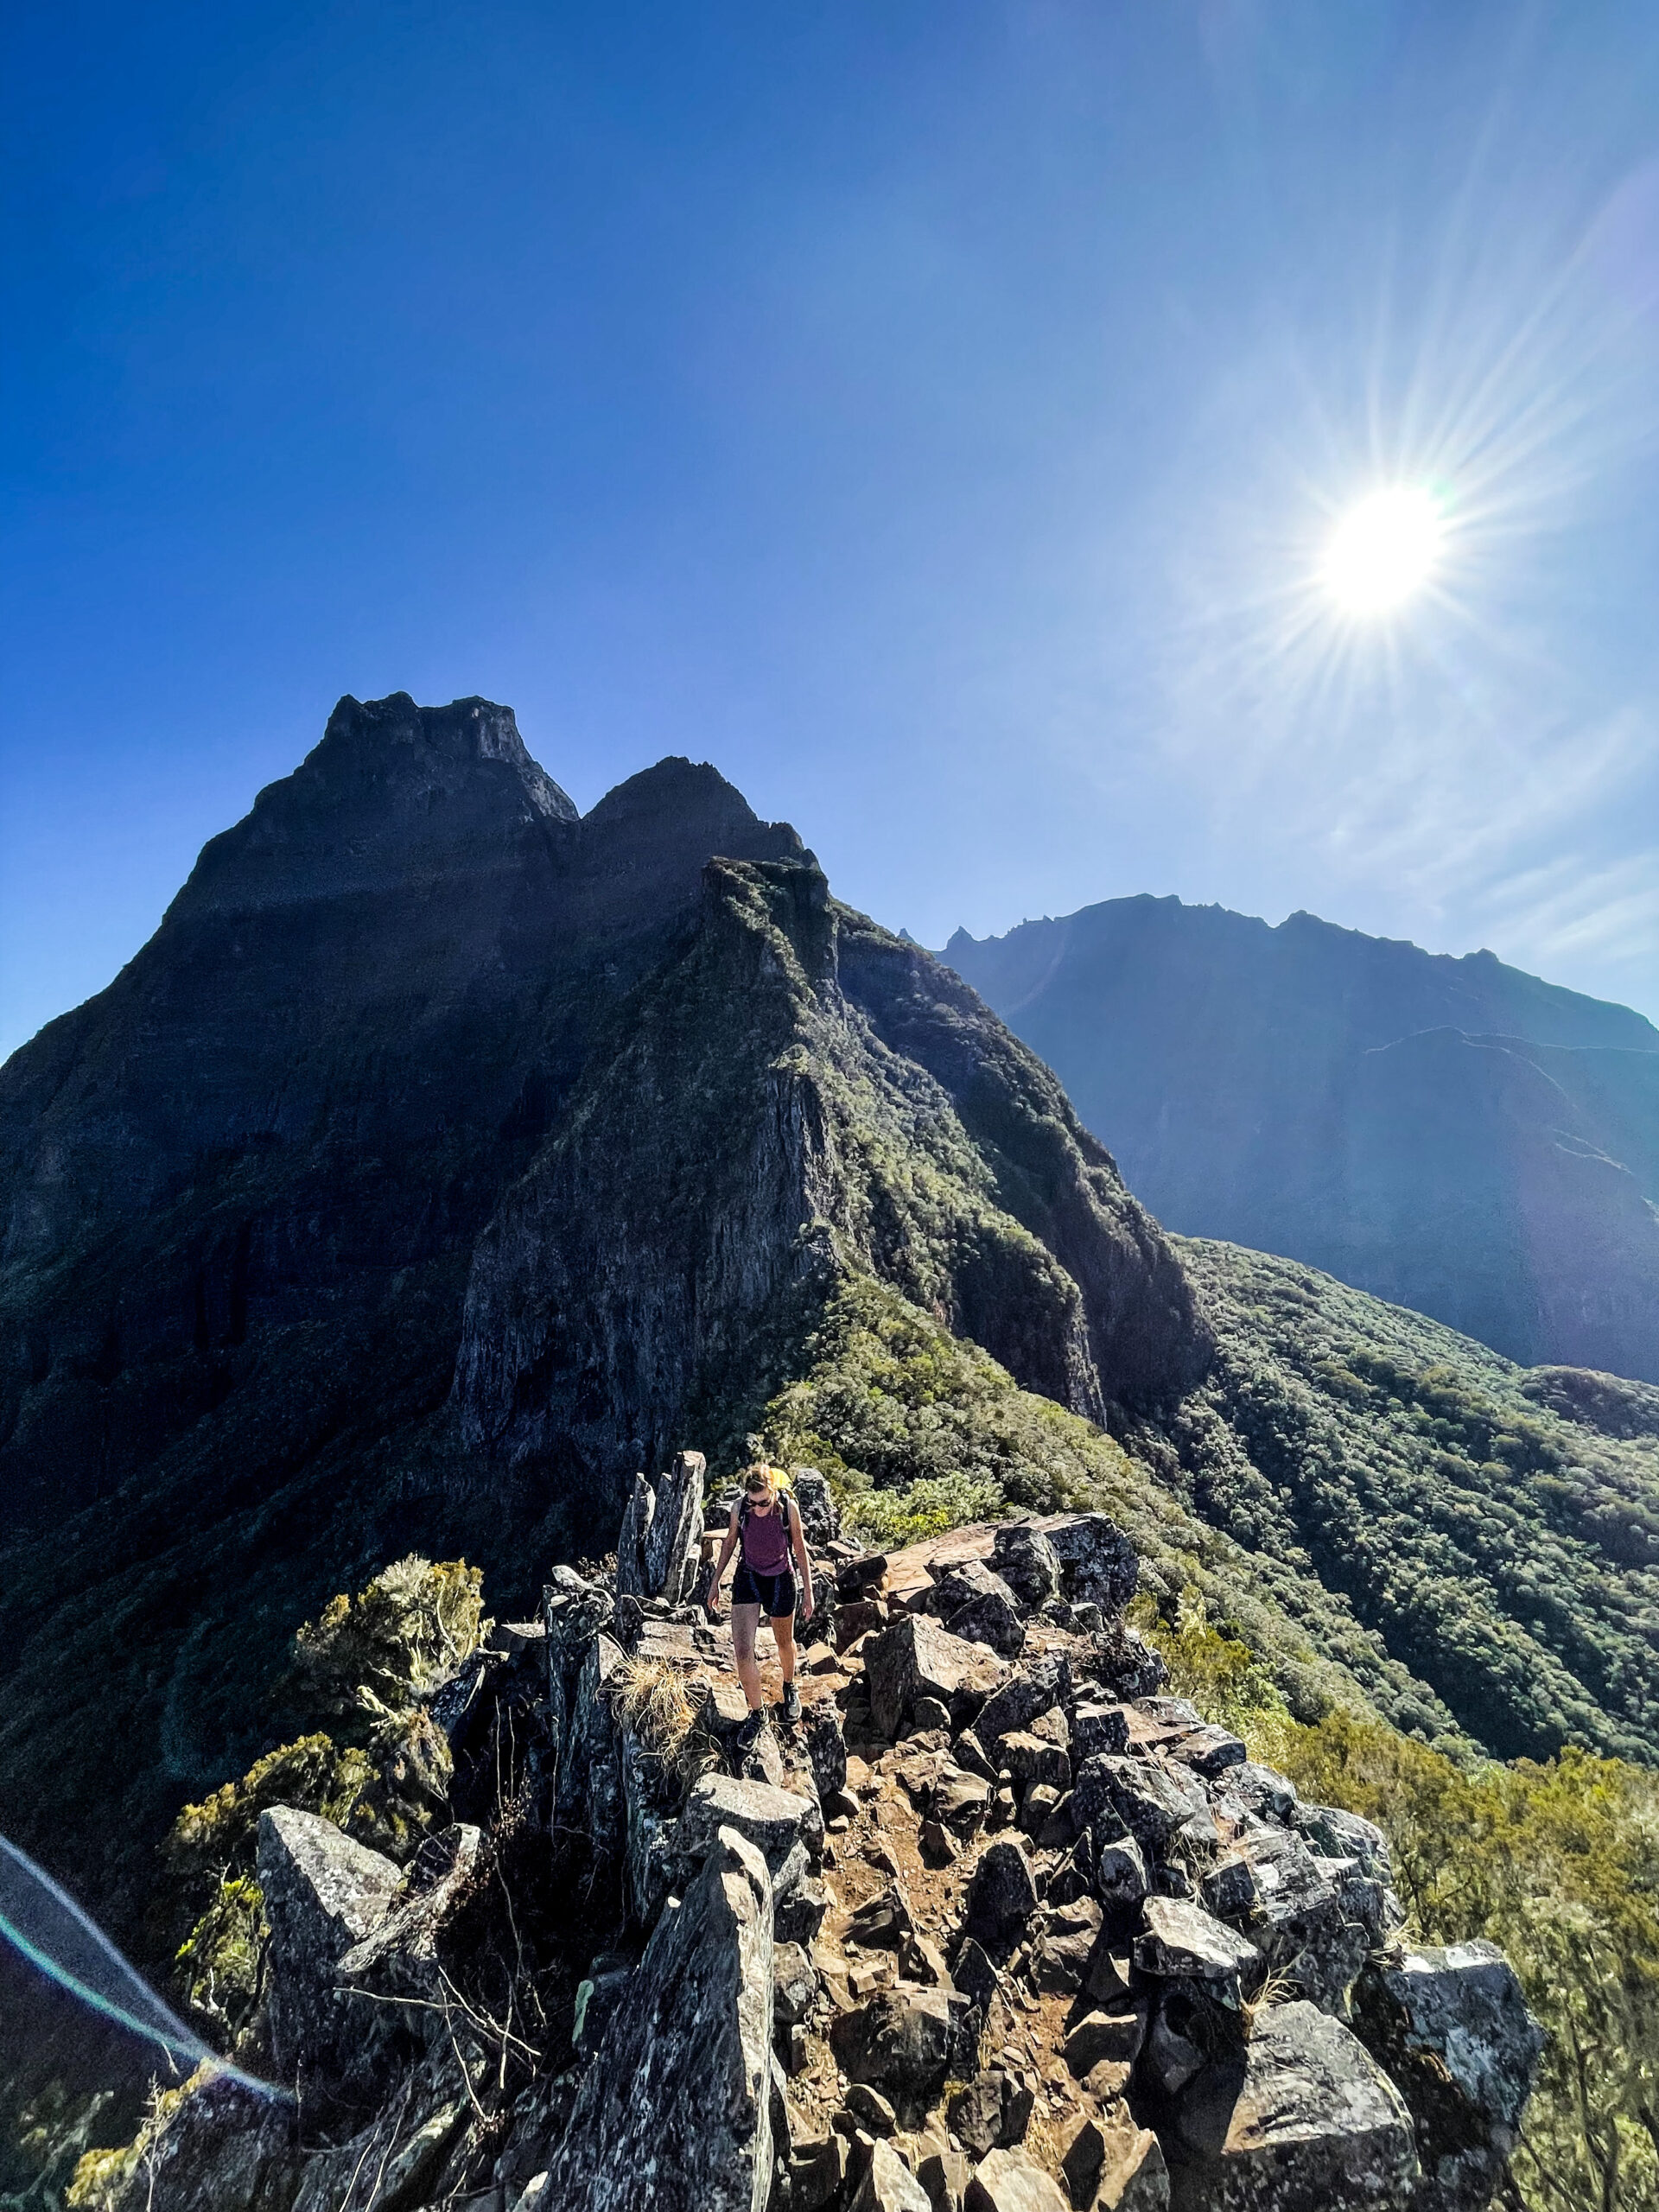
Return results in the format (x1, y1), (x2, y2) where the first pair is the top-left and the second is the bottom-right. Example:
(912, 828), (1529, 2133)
(0, 1834), (289, 2101)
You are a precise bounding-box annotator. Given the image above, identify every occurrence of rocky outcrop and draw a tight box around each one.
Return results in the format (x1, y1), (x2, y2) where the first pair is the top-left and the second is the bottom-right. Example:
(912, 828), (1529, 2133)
(256, 1808), (402, 2088)
(544, 1826), (777, 2212)
(66, 1485), (1542, 2212)
(74, 2068), (301, 2212)
(617, 1451), (708, 1604)
(1168, 2000), (1418, 2211)
(1352, 1943), (1545, 2212)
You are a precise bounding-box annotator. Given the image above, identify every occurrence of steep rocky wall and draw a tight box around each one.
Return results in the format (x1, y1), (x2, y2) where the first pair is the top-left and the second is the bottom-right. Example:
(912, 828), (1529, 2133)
(0, 698), (803, 1534)
(454, 860), (1210, 1526)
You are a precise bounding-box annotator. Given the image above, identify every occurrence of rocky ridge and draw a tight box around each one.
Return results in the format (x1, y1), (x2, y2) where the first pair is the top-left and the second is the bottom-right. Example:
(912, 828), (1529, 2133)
(71, 1474), (1541, 2212)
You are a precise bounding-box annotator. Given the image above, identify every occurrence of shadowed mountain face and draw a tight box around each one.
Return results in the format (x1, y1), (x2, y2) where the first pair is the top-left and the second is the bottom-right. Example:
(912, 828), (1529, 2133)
(0, 696), (1206, 1931)
(453, 861), (1207, 1500)
(944, 896), (1659, 1382)
(0, 694), (806, 1534)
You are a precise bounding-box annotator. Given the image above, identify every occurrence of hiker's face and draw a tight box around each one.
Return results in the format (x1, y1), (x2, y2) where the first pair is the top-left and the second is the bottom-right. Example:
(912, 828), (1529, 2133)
(747, 1484), (776, 1513)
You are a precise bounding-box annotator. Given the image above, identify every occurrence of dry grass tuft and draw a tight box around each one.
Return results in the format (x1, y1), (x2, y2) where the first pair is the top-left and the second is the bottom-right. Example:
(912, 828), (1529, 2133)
(607, 1657), (722, 1786)
(1240, 1967), (1299, 2040)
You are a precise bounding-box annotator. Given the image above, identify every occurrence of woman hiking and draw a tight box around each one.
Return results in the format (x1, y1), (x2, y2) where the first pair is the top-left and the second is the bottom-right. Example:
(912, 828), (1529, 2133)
(709, 1462), (815, 1746)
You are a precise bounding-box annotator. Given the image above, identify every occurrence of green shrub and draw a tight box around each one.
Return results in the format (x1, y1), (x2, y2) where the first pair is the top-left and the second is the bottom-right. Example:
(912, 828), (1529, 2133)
(287, 1555), (485, 1733)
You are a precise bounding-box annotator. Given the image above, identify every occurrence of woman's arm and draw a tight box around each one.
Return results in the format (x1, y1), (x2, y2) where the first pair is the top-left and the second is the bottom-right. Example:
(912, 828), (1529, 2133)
(789, 1497), (815, 1620)
(708, 1505), (741, 1615)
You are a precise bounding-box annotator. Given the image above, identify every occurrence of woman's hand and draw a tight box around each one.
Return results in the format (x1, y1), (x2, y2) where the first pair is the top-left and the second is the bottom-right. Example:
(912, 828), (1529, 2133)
(799, 1586), (815, 1624)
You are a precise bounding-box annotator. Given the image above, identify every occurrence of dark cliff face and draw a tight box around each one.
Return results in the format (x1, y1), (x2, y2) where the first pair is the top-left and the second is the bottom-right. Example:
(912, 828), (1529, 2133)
(944, 896), (1659, 1382)
(0, 697), (1209, 1934)
(0, 697), (803, 1534)
(453, 860), (1210, 1524)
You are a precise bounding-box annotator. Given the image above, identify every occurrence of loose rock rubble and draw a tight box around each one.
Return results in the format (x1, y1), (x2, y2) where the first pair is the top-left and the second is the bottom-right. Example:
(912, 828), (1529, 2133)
(84, 1481), (1542, 2212)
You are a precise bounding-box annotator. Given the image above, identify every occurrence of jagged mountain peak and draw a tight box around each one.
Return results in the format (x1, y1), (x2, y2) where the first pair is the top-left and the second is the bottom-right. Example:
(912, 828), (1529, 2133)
(168, 691), (578, 921)
(580, 756), (810, 883)
(308, 691), (578, 819)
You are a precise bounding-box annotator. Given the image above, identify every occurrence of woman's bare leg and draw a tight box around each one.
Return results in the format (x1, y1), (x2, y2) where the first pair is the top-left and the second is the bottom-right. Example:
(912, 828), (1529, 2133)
(772, 1610), (797, 1687)
(732, 1604), (764, 1711)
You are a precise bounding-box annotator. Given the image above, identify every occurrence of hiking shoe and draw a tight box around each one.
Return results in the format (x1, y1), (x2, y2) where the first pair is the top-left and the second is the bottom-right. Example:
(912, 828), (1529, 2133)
(781, 1681), (802, 1725)
(737, 1709), (766, 1750)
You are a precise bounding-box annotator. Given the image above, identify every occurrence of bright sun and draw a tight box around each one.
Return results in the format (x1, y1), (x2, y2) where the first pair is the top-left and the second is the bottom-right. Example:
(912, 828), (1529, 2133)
(1322, 486), (1445, 614)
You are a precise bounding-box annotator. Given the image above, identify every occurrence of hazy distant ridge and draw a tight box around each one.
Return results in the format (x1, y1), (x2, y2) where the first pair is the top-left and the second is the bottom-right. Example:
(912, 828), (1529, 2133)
(944, 894), (1659, 1382)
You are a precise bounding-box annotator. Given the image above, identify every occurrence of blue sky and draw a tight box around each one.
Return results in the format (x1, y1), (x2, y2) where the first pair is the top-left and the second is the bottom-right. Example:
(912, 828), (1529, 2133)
(4, 0), (1658, 1062)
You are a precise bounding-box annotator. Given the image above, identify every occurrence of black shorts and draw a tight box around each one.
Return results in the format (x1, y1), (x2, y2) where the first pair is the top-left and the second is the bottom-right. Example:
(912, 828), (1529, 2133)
(731, 1562), (798, 1619)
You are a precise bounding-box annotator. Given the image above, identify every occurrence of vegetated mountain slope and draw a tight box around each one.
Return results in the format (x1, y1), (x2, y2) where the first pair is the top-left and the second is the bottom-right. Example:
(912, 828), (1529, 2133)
(943, 896), (1659, 1382)
(3, 697), (1656, 1967)
(453, 861), (1206, 1503)
(1173, 1237), (1659, 1764)
(0, 699), (1209, 1940)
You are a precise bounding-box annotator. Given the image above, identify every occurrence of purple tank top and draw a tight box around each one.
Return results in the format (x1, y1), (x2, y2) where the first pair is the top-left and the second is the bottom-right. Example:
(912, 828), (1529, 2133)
(741, 1497), (792, 1575)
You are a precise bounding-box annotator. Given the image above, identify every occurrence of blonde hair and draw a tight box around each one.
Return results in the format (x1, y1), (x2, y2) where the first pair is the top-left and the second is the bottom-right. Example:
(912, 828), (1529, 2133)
(741, 1461), (791, 1492)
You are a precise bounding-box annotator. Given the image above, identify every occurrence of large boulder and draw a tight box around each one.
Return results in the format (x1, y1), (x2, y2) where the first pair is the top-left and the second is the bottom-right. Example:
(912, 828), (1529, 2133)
(852, 2139), (933, 2212)
(1170, 1999), (1418, 2212)
(645, 1451), (709, 1605)
(678, 1771), (823, 1876)
(1135, 1897), (1260, 2003)
(615, 1471), (658, 1601)
(544, 1826), (776, 2212)
(1082, 1618), (1168, 1703)
(964, 2147), (1071, 2212)
(1073, 1755), (1205, 1857)
(865, 1616), (1008, 1738)
(830, 1987), (976, 2110)
(1351, 1942), (1543, 2212)
(791, 1467), (841, 1548)
(929, 1561), (1027, 1660)
(616, 1452), (707, 1605)
(991, 1523), (1062, 1610)
(559, 1630), (627, 1865)
(1210, 1828), (1365, 2013)
(972, 1657), (1071, 1754)
(256, 1807), (401, 2085)
(804, 1700), (849, 1798)
(1045, 1516), (1137, 1614)
(964, 1837), (1040, 1955)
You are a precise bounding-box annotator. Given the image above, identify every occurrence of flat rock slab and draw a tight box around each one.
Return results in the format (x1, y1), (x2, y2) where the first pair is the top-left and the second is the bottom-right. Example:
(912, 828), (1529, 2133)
(1135, 1897), (1260, 1986)
(544, 1827), (775, 2212)
(1171, 1999), (1417, 2212)
(680, 1771), (823, 1873)
(965, 2147), (1071, 2212)
(1065, 2007), (1147, 2075)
